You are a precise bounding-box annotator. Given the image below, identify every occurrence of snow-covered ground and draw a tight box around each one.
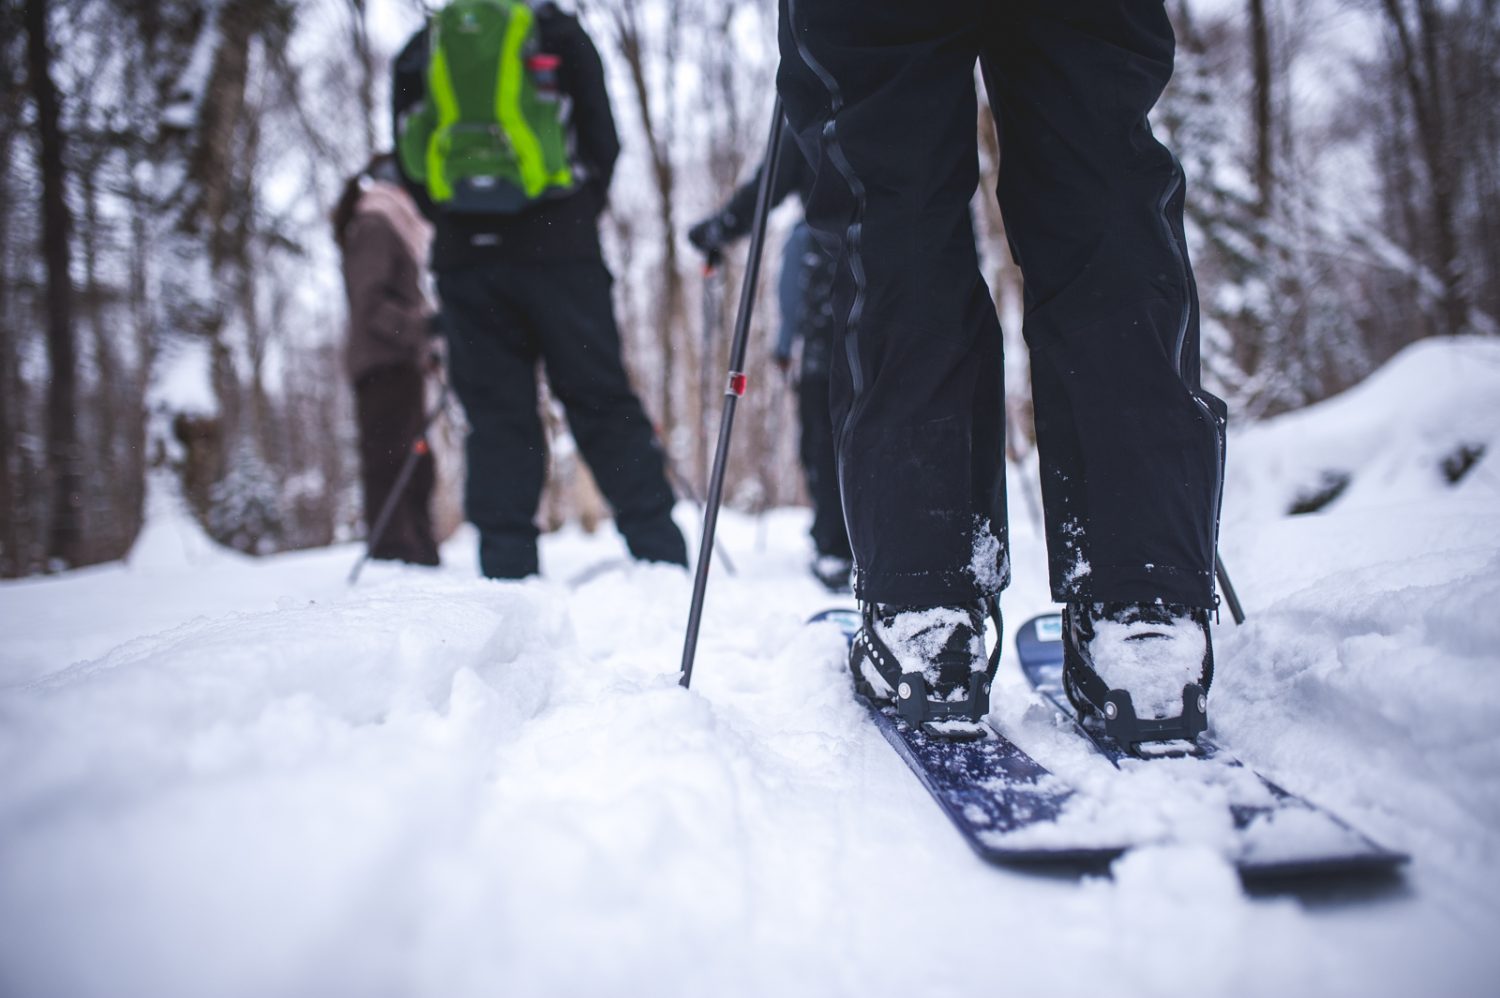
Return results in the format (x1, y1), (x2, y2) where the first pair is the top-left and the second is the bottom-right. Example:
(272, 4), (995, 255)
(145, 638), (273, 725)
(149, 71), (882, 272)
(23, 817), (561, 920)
(3, 338), (1499, 998)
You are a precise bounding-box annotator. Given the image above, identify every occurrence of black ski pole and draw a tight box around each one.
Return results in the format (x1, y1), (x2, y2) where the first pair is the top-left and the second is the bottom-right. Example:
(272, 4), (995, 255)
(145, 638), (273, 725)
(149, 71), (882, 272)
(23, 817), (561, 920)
(1215, 551), (1246, 625)
(348, 375), (452, 586)
(680, 99), (786, 689)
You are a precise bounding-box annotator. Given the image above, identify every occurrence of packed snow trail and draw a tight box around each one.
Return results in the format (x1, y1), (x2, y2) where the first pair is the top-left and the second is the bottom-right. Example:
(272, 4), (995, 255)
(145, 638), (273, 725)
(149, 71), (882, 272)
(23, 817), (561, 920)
(3, 338), (1500, 998)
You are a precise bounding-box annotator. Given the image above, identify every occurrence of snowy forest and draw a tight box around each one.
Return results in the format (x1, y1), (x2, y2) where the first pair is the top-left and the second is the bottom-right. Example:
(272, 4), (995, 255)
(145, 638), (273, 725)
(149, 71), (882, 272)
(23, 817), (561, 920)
(2, 0), (1496, 577)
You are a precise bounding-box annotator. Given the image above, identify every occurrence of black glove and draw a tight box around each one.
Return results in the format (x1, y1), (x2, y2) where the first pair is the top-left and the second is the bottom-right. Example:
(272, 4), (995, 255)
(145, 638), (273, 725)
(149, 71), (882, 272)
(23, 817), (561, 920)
(688, 216), (728, 255)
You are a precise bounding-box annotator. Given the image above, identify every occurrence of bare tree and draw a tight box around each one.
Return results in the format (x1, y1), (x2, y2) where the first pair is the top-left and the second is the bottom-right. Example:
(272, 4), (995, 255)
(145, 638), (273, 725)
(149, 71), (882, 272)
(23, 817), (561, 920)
(0, 0), (27, 575)
(25, 0), (83, 568)
(346, 0), (378, 159)
(600, 0), (687, 434)
(1378, 0), (1473, 336)
(1247, 0), (1274, 218)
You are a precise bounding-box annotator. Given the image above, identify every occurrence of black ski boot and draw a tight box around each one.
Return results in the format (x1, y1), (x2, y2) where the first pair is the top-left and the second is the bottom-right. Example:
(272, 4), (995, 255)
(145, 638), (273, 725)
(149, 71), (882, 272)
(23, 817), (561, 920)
(1061, 602), (1213, 753)
(811, 554), (854, 594)
(851, 597), (1001, 739)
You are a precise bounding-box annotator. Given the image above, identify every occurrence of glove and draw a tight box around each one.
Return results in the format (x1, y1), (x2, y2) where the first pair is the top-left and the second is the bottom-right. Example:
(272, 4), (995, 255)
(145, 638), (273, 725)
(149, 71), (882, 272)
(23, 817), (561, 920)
(426, 311), (446, 339)
(688, 216), (728, 255)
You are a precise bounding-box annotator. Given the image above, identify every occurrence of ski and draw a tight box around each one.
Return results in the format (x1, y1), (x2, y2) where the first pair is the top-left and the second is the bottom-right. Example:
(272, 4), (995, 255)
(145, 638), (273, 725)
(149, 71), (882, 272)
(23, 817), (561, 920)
(812, 609), (1127, 869)
(1015, 613), (1408, 880)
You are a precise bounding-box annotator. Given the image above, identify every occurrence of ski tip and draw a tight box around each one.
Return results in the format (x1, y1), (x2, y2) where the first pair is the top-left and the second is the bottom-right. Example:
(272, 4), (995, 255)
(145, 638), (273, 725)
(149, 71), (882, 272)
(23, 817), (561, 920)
(808, 607), (860, 634)
(1015, 612), (1065, 675)
(1016, 612), (1064, 643)
(1238, 849), (1410, 889)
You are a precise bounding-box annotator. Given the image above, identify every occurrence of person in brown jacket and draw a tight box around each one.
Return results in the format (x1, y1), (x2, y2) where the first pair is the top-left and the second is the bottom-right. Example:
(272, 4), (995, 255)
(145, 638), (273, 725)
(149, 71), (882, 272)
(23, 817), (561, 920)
(334, 154), (441, 566)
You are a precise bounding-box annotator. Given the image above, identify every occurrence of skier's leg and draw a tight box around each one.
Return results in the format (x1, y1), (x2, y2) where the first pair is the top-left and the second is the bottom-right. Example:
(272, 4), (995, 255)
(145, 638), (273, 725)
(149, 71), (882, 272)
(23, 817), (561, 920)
(981, 0), (1226, 609)
(778, 0), (1007, 734)
(799, 337), (849, 563)
(354, 363), (415, 562)
(523, 261), (688, 568)
(777, 0), (1008, 609)
(386, 362), (440, 565)
(980, 2), (1223, 739)
(436, 265), (546, 579)
(399, 370), (440, 566)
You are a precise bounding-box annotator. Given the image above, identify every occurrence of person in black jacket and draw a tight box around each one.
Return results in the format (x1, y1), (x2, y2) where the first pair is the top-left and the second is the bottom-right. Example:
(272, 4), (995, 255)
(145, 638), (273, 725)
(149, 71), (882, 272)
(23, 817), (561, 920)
(777, 0), (1227, 739)
(688, 125), (852, 592)
(393, 3), (687, 580)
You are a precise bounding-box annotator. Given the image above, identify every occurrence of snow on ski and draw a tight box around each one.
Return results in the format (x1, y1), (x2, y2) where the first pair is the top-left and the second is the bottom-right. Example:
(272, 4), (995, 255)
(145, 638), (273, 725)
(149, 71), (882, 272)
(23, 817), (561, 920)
(811, 609), (1128, 867)
(1014, 613), (1408, 880)
(815, 607), (1408, 880)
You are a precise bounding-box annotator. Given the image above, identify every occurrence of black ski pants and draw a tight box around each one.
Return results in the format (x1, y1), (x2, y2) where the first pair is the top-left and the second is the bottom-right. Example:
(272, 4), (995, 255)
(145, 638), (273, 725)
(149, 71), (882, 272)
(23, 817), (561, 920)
(799, 326), (851, 562)
(784, 227), (850, 561)
(778, 0), (1226, 608)
(354, 362), (439, 567)
(436, 260), (687, 579)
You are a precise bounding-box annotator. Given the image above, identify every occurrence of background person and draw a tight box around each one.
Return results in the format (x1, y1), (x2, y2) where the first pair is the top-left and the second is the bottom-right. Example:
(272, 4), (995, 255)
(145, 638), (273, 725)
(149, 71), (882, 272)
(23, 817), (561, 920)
(393, 1), (687, 580)
(333, 153), (442, 568)
(688, 124), (852, 592)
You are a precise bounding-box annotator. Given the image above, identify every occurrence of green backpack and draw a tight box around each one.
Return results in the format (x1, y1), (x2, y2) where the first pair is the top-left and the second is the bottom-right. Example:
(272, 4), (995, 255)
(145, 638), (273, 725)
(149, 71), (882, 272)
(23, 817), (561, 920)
(398, 0), (574, 214)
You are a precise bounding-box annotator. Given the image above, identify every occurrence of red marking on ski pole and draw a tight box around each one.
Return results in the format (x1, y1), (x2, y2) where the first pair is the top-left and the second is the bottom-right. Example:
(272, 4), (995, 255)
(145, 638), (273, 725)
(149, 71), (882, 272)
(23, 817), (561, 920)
(414, 439), (430, 456)
(526, 54), (561, 71)
(727, 372), (747, 397)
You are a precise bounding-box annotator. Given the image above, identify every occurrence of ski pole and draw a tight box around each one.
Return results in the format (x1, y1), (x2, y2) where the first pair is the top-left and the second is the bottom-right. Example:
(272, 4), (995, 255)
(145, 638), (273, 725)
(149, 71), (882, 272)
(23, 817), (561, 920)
(348, 374), (451, 586)
(680, 99), (786, 689)
(1215, 551), (1246, 625)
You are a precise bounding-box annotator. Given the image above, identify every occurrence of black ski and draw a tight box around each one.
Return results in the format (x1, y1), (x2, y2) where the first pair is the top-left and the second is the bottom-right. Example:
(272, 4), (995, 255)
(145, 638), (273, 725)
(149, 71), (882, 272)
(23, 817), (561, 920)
(1015, 613), (1408, 880)
(812, 609), (1127, 869)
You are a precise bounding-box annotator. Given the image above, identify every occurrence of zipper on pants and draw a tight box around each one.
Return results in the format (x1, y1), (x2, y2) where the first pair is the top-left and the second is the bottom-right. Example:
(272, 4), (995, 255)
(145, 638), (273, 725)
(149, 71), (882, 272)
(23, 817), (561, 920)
(1158, 159), (1225, 592)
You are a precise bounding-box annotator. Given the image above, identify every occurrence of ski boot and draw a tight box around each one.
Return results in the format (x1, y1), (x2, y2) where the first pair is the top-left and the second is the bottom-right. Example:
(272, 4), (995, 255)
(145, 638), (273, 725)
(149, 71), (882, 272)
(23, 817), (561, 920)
(851, 597), (1001, 740)
(1061, 601), (1213, 754)
(811, 554), (854, 594)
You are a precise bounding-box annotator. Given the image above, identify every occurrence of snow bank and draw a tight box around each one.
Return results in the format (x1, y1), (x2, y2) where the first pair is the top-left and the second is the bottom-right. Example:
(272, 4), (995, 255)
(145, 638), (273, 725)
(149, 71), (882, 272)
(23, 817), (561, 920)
(1225, 336), (1500, 521)
(1208, 337), (1500, 881)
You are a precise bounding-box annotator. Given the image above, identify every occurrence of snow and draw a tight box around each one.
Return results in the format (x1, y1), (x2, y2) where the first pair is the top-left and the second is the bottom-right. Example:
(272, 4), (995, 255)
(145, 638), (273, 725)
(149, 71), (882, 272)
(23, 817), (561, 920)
(1223, 335), (1500, 520)
(968, 515), (1007, 591)
(151, 337), (219, 417)
(128, 472), (238, 573)
(3, 339), (1500, 996)
(873, 605), (982, 685)
(1086, 609), (1209, 719)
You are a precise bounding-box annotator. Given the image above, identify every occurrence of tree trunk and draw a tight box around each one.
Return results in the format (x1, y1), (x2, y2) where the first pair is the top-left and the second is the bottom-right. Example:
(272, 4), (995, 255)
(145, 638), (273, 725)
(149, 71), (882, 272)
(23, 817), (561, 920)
(80, 157), (122, 556)
(1248, 0), (1274, 218)
(0, 290), (17, 576)
(610, 3), (682, 436)
(0, 91), (17, 576)
(347, 0), (377, 160)
(1381, 0), (1471, 335)
(124, 42), (153, 543)
(25, 0), (84, 568)
(151, 0), (276, 522)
